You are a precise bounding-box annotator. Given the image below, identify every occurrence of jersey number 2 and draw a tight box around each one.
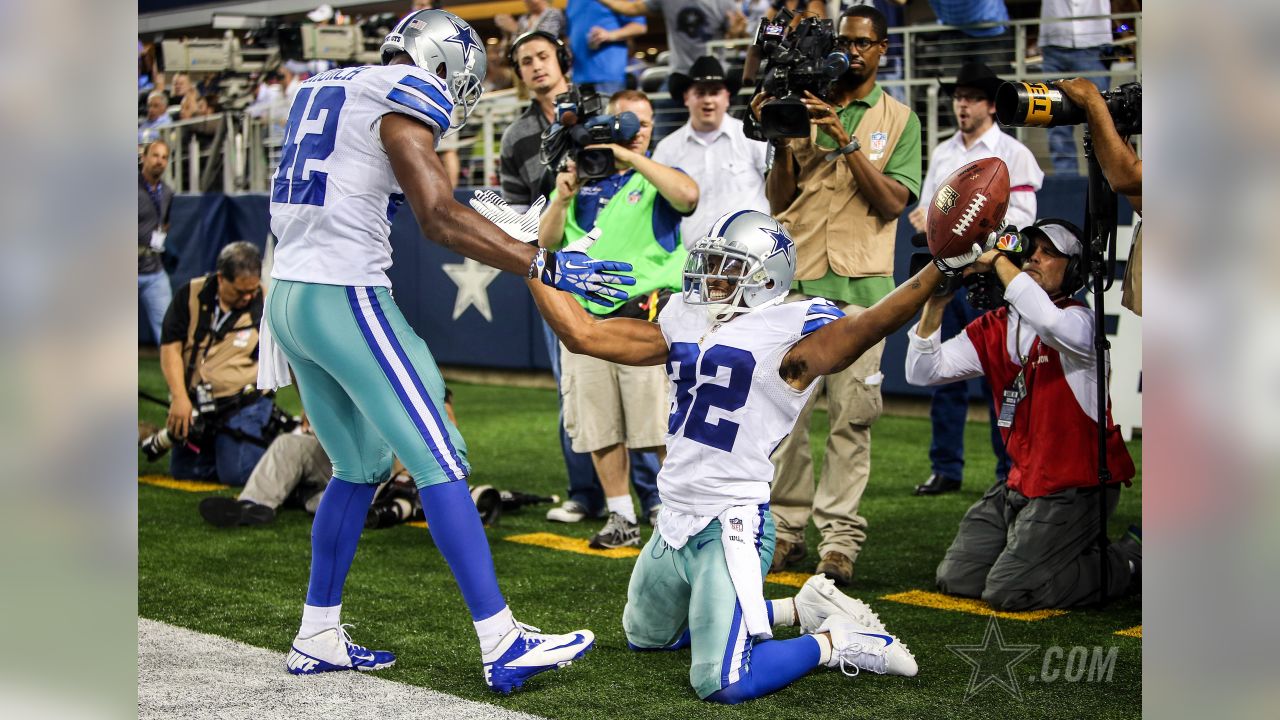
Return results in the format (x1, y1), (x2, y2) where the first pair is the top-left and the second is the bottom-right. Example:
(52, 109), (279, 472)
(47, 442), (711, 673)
(667, 343), (756, 453)
(272, 86), (345, 206)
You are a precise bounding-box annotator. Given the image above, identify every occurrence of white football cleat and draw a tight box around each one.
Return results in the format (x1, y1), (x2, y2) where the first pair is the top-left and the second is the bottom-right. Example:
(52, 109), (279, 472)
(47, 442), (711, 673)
(818, 613), (918, 678)
(795, 574), (885, 634)
(482, 623), (594, 693)
(286, 625), (396, 675)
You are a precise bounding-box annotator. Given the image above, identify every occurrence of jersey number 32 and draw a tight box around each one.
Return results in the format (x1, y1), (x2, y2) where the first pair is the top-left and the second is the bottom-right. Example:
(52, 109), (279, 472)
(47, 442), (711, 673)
(666, 342), (756, 453)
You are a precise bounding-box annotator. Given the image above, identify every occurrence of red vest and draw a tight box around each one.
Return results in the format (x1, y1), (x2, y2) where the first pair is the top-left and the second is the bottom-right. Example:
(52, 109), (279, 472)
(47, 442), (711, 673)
(966, 303), (1134, 498)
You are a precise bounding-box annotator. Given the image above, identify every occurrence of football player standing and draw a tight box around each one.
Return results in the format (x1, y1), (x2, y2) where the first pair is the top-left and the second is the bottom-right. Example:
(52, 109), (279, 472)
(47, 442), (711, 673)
(261, 9), (632, 692)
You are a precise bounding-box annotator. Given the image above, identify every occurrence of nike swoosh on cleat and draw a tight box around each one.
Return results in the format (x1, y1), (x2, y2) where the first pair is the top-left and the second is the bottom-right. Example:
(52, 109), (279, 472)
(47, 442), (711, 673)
(545, 633), (587, 653)
(855, 632), (894, 646)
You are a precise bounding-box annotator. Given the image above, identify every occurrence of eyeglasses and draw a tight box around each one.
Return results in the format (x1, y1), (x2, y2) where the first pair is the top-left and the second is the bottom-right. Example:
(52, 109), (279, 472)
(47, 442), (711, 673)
(835, 36), (885, 53)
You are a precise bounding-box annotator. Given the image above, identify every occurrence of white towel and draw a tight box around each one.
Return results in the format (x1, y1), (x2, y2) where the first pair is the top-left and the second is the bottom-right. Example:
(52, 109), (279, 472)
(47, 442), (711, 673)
(256, 312), (293, 391)
(718, 505), (772, 640)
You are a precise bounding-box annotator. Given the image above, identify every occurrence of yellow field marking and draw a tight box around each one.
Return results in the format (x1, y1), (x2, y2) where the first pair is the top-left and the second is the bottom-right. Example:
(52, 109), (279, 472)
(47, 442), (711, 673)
(1114, 625), (1142, 638)
(765, 571), (810, 589)
(139, 475), (227, 493)
(505, 532), (641, 559)
(880, 589), (1068, 622)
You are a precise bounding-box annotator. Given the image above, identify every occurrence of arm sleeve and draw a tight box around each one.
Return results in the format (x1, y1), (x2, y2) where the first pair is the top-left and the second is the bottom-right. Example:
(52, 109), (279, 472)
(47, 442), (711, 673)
(1002, 273), (1094, 359)
(374, 67), (455, 139)
(904, 322), (985, 386)
(159, 282), (190, 345)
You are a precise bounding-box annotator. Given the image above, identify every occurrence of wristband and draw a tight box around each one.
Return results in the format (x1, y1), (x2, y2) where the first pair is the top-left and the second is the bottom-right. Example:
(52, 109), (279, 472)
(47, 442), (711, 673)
(823, 135), (860, 162)
(528, 248), (547, 279)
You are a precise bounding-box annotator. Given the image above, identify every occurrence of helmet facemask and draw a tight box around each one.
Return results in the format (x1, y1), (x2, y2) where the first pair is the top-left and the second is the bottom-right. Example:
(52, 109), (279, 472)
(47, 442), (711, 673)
(683, 239), (771, 323)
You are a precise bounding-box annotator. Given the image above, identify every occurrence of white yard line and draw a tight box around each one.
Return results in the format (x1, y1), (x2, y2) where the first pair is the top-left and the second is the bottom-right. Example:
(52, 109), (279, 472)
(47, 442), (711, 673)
(138, 619), (547, 720)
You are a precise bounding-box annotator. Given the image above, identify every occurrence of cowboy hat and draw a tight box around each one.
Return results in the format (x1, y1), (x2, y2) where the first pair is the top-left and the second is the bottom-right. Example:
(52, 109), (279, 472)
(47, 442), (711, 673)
(939, 61), (1005, 101)
(668, 56), (741, 103)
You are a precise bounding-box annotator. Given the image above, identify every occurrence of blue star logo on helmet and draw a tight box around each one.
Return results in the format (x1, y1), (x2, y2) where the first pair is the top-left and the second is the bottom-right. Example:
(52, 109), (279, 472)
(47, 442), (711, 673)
(444, 17), (482, 66)
(765, 227), (793, 264)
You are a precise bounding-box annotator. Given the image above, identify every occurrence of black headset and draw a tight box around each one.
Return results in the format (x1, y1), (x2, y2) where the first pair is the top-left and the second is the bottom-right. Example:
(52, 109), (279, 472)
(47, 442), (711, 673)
(507, 29), (571, 76)
(1028, 218), (1086, 296)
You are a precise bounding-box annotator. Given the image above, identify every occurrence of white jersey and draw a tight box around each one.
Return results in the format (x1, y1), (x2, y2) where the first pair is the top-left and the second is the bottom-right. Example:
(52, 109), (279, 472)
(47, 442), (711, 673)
(268, 64), (454, 288)
(656, 294), (845, 517)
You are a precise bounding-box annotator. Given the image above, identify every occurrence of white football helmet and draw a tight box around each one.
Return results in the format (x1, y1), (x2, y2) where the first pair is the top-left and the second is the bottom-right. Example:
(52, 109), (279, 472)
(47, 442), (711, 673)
(381, 9), (487, 134)
(683, 210), (797, 322)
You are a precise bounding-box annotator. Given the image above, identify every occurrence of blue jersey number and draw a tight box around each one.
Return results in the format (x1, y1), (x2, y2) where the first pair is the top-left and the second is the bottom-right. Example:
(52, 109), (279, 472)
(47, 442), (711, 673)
(666, 342), (756, 452)
(272, 85), (346, 206)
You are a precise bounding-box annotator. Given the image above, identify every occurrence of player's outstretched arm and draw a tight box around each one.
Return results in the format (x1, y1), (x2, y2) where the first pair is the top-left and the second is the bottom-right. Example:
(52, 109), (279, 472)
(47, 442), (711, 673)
(526, 278), (668, 367)
(778, 263), (947, 389)
(382, 114), (541, 276)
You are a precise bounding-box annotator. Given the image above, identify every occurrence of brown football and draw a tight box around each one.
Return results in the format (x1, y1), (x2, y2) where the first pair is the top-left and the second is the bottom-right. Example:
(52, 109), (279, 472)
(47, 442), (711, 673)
(926, 156), (1010, 259)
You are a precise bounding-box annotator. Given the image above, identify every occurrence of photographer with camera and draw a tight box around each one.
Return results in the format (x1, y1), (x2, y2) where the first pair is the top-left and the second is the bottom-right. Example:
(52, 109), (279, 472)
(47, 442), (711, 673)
(1055, 76), (1142, 315)
(905, 61), (1042, 497)
(752, 4), (921, 586)
(151, 241), (276, 487)
(539, 89), (698, 548)
(905, 220), (1139, 610)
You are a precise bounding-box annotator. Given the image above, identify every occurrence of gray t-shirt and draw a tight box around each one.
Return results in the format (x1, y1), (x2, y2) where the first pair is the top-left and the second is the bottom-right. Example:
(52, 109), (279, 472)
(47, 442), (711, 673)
(644, 0), (738, 74)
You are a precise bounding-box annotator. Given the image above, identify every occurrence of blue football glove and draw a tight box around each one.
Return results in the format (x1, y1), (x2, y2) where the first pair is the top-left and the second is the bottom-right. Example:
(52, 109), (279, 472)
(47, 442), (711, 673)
(534, 229), (635, 308)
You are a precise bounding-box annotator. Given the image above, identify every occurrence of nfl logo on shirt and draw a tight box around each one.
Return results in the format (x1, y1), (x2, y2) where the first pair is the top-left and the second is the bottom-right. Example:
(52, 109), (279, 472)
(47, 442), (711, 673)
(730, 518), (743, 533)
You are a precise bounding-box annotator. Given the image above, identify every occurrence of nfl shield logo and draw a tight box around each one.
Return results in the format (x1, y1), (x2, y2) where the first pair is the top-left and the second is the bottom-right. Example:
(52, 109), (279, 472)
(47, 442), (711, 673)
(627, 189), (642, 205)
(870, 131), (888, 154)
(730, 518), (743, 533)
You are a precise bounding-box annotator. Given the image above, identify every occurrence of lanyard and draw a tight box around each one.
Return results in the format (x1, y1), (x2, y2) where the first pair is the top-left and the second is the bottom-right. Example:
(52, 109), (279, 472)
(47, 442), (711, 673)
(145, 179), (165, 220)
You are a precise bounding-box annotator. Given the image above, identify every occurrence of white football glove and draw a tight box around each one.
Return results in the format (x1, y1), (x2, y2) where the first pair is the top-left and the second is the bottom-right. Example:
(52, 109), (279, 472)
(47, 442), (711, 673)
(469, 189), (545, 244)
(932, 231), (1000, 278)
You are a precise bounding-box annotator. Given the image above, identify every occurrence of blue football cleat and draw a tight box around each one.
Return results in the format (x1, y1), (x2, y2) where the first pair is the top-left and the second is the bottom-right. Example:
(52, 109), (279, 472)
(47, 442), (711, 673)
(482, 623), (595, 693)
(286, 624), (396, 675)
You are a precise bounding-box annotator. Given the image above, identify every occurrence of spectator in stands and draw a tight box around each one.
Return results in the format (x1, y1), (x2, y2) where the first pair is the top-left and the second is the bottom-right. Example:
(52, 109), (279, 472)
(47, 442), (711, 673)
(198, 415), (331, 527)
(906, 61), (1040, 496)
(905, 220), (1140, 610)
(653, 56), (767, 247)
(1055, 76), (1141, 315)
(138, 91), (172, 144)
(1039, 0), (1113, 175)
(918, 0), (1012, 76)
(566, 0), (647, 95)
(753, 4), (921, 586)
(139, 140), (174, 346)
(538, 90), (698, 548)
(497, 0), (568, 40)
(596, 0), (747, 75)
(158, 242), (276, 487)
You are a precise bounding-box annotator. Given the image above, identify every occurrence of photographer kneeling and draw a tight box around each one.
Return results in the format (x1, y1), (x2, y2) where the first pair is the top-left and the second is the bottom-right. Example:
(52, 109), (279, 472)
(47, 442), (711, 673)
(150, 241), (278, 486)
(905, 221), (1139, 611)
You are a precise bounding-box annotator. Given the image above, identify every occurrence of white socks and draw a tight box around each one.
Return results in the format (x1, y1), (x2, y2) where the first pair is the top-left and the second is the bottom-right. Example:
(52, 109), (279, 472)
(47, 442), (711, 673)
(814, 632), (833, 666)
(475, 605), (517, 657)
(606, 495), (637, 524)
(299, 603), (341, 639)
(770, 598), (797, 627)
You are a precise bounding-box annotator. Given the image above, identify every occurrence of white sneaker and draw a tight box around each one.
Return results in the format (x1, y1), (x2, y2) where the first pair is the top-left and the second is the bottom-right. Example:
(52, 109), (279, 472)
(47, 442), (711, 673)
(795, 574), (885, 634)
(546, 500), (594, 523)
(482, 623), (595, 693)
(817, 614), (918, 678)
(286, 625), (396, 675)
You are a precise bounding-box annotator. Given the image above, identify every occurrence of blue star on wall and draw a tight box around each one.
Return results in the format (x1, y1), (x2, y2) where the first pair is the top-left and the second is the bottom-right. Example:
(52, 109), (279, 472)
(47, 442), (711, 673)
(444, 17), (481, 66)
(766, 227), (794, 264)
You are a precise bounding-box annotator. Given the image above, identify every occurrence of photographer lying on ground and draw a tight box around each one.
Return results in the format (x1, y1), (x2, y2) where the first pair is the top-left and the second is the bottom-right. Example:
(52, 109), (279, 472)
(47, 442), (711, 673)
(142, 242), (282, 486)
(905, 220), (1141, 611)
(475, 193), (1000, 701)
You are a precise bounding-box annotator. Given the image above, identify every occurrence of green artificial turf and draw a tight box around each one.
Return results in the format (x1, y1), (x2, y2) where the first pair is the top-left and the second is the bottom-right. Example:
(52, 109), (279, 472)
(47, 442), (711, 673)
(138, 358), (1141, 719)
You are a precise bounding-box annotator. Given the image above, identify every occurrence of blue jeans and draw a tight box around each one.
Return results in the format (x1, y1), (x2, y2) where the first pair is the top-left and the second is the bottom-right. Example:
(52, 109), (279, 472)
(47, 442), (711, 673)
(1041, 45), (1110, 175)
(138, 270), (172, 346)
(541, 319), (661, 515)
(170, 396), (275, 486)
(928, 290), (1011, 483)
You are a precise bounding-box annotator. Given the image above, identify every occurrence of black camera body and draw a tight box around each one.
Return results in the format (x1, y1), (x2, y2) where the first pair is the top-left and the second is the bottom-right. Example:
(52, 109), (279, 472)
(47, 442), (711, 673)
(540, 86), (642, 180)
(996, 81), (1142, 136)
(749, 12), (850, 139)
